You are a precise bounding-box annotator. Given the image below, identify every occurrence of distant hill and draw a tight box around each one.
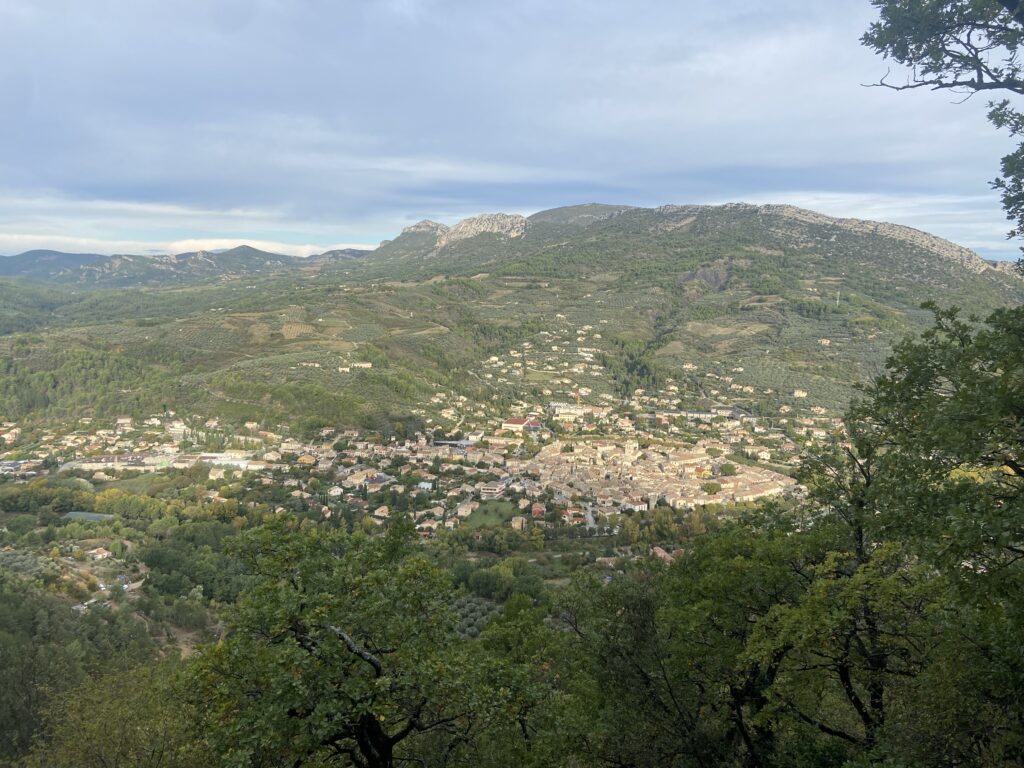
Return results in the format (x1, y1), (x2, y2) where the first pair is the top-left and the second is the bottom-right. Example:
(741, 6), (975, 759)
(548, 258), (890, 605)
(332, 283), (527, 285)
(526, 203), (637, 226)
(0, 250), (107, 279)
(0, 244), (373, 286)
(4, 205), (1016, 291)
(84, 245), (303, 285)
(171, 245), (291, 263)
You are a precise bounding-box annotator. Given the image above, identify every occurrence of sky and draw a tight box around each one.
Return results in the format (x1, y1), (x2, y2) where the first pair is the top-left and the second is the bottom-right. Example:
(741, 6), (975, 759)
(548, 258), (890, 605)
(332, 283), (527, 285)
(0, 0), (1018, 259)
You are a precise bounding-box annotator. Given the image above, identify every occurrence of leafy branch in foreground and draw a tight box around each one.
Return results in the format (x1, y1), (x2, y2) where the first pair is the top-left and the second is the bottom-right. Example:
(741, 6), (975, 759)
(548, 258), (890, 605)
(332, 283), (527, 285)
(863, 1), (1024, 250)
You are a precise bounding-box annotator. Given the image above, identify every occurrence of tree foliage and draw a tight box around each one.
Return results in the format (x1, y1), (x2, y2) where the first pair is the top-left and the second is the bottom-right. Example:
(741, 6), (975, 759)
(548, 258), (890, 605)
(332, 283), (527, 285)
(187, 517), (490, 768)
(862, 1), (1024, 247)
(0, 573), (155, 762)
(24, 661), (208, 768)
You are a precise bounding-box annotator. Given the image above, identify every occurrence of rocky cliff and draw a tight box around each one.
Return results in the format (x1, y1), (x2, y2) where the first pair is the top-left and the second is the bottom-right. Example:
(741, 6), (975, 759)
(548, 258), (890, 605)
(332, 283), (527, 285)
(437, 213), (528, 247)
(402, 220), (450, 237)
(759, 204), (991, 274)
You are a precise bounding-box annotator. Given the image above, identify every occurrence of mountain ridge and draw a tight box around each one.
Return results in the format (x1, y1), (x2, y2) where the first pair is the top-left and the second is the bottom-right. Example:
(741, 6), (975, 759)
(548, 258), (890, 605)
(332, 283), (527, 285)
(0, 203), (1018, 287)
(366, 202), (1018, 283)
(0, 244), (372, 285)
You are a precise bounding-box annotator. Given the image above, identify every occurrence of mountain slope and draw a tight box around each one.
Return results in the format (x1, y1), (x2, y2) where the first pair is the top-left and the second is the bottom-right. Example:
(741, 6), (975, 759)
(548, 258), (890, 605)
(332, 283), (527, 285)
(347, 203), (1021, 307)
(527, 202), (637, 225)
(1, 202), (1020, 429)
(308, 248), (372, 263)
(0, 250), (107, 279)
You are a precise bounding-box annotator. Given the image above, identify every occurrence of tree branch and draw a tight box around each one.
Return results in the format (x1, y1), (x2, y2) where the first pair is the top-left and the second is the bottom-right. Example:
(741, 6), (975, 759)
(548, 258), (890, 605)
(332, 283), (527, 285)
(327, 626), (384, 677)
(868, 74), (1024, 95)
(793, 708), (862, 745)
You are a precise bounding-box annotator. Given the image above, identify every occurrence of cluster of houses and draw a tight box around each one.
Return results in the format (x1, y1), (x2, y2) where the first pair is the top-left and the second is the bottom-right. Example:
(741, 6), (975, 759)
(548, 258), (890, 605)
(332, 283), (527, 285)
(3, 345), (846, 538)
(468, 319), (841, 438)
(525, 439), (796, 511)
(267, 429), (797, 537)
(7, 409), (799, 540)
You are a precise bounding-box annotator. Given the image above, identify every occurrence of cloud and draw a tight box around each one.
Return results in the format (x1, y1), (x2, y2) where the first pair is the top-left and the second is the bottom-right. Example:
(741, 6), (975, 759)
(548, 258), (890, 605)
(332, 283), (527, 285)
(0, 195), (378, 255)
(0, 0), (1017, 259)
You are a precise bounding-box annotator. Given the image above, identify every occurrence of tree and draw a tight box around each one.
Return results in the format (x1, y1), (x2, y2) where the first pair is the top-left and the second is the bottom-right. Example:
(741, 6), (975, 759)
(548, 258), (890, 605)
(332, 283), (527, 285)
(862, 1), (1024, 251)
(855, 304), (1024, 588)
(25, 662), (207, 768)
(187, 516), (486, 768)
(0, 572), (155, 762)
(777, 304), (1024, 764)
(745, 425), (944, 762)
(555, 508), (815, 768)
(461, 595), (566, 767)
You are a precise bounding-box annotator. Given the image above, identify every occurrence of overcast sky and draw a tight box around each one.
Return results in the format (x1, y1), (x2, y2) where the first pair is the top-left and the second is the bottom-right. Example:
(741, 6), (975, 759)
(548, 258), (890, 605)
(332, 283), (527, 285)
(0, 0), (1018, 258)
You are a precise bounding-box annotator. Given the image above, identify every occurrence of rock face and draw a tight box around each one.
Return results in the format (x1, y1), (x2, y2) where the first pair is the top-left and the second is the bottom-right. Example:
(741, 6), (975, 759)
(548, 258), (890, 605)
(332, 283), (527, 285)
(438, 213), (528, 247)
(401, 220), (450, 237)
(758, 204), (991, 274)
(990, 259), (1023, 279)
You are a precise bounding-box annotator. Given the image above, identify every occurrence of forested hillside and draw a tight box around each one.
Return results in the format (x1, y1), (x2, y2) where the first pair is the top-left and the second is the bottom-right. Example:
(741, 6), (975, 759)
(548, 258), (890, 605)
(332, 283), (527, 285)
(0, 203), (1020, 433)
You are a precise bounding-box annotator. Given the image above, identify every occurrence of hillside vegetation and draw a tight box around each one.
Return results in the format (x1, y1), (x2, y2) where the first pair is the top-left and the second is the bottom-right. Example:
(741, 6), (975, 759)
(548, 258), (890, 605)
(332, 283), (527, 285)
(0, 203), (1020, 431)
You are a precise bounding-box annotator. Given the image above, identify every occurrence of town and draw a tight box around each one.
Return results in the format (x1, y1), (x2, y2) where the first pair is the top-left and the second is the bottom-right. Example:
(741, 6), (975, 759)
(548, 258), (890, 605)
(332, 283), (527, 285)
(0, 360), (838, 542)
